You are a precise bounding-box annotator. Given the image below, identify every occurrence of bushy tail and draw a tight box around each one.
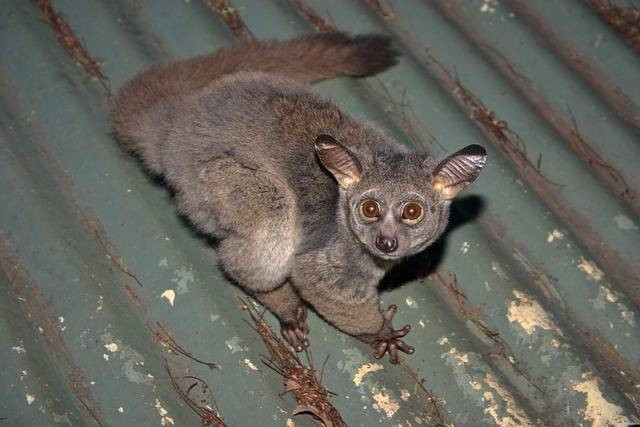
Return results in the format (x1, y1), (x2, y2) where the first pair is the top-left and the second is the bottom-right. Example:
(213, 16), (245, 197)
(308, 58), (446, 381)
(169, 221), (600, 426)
(112, 32), (397, 159)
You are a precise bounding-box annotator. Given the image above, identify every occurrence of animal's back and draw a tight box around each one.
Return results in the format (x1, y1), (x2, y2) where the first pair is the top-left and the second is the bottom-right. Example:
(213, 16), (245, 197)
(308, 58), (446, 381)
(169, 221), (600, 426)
(111, 32), (400, 293)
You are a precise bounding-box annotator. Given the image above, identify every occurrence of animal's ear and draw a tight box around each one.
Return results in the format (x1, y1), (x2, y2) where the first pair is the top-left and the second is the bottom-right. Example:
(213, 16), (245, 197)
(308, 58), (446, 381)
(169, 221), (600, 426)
(432, 145), (487, 199)
(315, 134), (363, 189)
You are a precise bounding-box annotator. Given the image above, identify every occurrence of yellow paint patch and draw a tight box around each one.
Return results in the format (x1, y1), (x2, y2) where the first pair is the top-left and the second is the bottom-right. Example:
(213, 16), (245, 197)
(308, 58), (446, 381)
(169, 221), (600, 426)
(104, 343), (118, 353)
(372, 390), (400, 418)
(155, 399), (175, 425)
(469, 380), (482, 390)
(286, 418), (295, 427)
(243, 358), (258, 371)
(507, 290), (560, 335)
(454, 352), (470, 366)
(160, 289), (176, 306)
(546, 229), (564, 242)
(353, 363), (384, 386)
(600, 285), (618, 303)
(399, 389), (411, 401)
(405, 296), (417, 308)
(577, 258), (604, 281)
(484, 373), (533, 426)
(573, 373), (631, 427)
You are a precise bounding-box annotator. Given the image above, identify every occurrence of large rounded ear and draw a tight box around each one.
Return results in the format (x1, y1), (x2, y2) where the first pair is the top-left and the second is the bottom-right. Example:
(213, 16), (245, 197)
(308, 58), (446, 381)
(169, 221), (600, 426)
(432, 145), (487, 199)
(315, 134), (363, 189)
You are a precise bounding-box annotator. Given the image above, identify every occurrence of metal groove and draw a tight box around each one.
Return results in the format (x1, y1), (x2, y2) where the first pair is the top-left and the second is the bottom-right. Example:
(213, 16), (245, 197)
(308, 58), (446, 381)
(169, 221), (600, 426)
(425, 0), (640, 305)
(0, 236), (106, 427)
(2, 0), (639, 424)
(433, 0), (640, 219)
(506, 0), (640, 130)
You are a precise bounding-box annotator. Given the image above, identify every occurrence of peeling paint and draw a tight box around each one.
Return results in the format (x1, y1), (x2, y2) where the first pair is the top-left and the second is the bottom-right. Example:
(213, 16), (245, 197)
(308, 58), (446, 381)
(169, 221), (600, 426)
(354, 363), (384, 386)
(225, 336), (244, 353)
(404, 296), (418, 308)
(484, 373), (533, 426)
(158, 257), (168, 268)
(160, 289), (176, 306)
(577, 257), (604, 281)
(572, 373), (631, 427)
(447, 347), (470, 366)
(437, 336), (449, 346)
(461, 241), (470, 253)
(172, 266), (194, 295)
(480, 0), (498, 14)
(243, 358), (258, 371)
(507, 289), (561, 335)
(399, 389), (411, 401)
(286, 418), (295, 427)
(101, 334), (153, 385)
(12, 344), (26, 354)
(372, 389), (400, 418)
(491, 261), (509, 281)
(546, 229), (564, 242)
(26, 393), (35, 405)
(614, 214), (638, 231)
(617, 303), (636, 327)
(154, 399), (175, 425)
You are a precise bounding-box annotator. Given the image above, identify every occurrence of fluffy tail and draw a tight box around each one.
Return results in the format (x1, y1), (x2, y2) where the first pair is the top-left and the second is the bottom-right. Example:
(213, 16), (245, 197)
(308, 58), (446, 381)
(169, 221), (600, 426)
(112, 32), (397, 159)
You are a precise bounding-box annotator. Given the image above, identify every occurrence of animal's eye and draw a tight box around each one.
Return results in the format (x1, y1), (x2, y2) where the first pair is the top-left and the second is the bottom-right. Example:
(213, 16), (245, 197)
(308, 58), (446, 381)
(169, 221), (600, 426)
(361, 200), (380, 221)
(402, 202), (423, 224)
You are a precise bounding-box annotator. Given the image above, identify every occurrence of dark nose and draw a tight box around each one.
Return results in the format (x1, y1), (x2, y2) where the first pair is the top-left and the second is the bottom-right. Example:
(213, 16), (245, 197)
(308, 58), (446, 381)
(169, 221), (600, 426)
(375, 235), (398, 253)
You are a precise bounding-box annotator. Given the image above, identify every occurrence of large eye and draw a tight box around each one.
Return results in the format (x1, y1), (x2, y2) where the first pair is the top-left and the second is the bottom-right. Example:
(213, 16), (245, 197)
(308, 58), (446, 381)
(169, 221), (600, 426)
(402, 202), (423, 224)
(361, 199), (380, 221)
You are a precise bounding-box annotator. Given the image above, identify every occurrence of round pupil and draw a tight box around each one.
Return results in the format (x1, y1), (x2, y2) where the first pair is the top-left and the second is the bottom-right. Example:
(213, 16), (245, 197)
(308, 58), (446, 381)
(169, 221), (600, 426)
(403, 203), (422, 220)
(362, 201), (379, 218)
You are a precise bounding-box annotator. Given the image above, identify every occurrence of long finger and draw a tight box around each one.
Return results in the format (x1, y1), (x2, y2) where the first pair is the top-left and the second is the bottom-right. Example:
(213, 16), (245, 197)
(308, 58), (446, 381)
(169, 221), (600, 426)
(392, 324), (411, 338)
(396, 340), (414, 354)
(373, 341), (388, 359)
(388, 342), (398, 365)
(383, 304), (398, 321)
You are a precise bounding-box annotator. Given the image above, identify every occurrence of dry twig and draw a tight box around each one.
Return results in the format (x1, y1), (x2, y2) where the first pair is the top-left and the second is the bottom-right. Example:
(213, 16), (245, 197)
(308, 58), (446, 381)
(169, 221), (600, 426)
(242, 298), (344, 427)
(165, 360), (227, 426)
(35, 0), (111, 97)
(152, 322), (220, 370)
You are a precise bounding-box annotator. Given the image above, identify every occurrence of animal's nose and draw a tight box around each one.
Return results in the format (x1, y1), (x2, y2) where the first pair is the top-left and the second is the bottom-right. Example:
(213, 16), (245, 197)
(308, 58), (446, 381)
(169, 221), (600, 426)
(375, 235), (398, 253)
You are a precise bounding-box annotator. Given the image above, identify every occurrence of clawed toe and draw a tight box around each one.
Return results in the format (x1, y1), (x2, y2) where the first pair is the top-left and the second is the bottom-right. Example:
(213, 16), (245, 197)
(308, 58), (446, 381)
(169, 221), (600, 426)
(281, 307), (310, 352)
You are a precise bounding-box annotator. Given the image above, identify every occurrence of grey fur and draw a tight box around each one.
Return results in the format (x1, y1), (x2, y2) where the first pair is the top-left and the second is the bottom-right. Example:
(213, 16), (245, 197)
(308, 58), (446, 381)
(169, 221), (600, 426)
(112, 33), (487, 364)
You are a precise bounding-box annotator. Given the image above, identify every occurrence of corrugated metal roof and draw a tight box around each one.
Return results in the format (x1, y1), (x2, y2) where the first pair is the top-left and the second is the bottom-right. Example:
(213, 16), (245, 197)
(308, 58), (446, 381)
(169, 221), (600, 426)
(1, 0), (639, 425)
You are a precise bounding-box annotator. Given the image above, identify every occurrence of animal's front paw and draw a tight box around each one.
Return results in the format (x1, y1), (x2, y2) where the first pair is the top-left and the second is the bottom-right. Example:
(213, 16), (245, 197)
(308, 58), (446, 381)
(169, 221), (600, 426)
(362, 304), (414, 365)
(280, 306), (310, 352)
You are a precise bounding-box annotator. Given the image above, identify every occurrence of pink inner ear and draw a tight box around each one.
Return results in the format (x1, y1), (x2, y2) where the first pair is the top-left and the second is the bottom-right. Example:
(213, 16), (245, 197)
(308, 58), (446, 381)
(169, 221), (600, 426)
(315, 134), (363, 188)
(433, 145), (486, 197)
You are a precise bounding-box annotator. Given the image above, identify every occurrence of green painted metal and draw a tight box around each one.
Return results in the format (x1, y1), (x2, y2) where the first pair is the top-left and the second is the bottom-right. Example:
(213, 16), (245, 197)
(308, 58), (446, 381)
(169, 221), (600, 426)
(1, 0), (638, 425)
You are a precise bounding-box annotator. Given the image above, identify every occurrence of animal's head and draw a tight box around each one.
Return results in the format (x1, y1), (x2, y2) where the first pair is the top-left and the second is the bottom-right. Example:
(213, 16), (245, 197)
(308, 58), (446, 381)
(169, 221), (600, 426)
(315, 134), (487, 260)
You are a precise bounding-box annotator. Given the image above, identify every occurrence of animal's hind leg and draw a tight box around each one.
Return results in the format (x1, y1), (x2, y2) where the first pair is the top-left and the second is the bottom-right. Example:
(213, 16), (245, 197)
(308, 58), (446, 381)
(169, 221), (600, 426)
(250, 281), (309, 352)
(196, 160), (309, 349)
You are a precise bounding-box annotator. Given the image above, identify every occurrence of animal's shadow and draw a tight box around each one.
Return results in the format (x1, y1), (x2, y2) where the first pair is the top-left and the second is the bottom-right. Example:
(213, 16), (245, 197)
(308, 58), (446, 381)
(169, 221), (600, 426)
(379, 194), (485, 292)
